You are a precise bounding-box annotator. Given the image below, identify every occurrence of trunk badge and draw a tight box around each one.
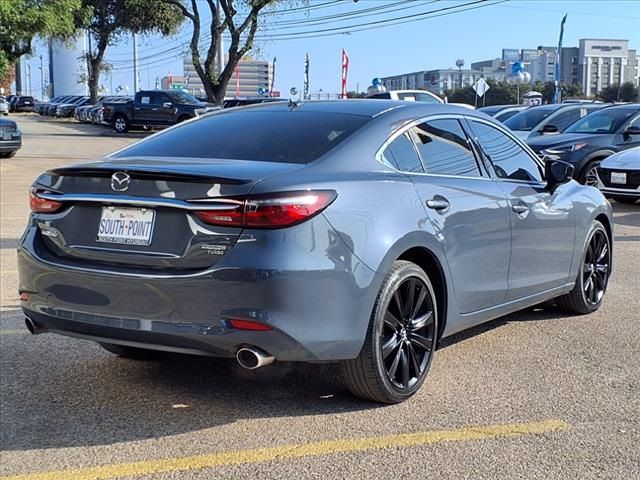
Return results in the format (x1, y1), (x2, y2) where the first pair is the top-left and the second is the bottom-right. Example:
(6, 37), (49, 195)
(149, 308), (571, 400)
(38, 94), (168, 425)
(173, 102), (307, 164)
(111, 172), (131, 192)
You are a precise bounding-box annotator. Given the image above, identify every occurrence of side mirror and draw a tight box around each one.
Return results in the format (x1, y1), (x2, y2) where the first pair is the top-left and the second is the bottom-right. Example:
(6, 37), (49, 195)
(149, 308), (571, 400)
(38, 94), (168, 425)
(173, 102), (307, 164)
(622, 126), (640, 138)
(163, 102), (173, 108)
(540, 124), (559, 135)
(545, 159), (574, 192)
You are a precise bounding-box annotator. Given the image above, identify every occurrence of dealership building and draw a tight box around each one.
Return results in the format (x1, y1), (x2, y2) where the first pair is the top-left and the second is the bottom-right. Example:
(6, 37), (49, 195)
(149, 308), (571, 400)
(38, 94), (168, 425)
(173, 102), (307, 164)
(381, 38), (639, 98)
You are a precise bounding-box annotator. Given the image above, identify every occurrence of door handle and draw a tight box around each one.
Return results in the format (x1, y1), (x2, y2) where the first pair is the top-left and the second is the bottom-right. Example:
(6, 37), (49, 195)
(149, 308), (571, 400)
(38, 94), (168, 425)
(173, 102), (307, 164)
(426, 197), (450, 211)
(512, 204), (529, 214)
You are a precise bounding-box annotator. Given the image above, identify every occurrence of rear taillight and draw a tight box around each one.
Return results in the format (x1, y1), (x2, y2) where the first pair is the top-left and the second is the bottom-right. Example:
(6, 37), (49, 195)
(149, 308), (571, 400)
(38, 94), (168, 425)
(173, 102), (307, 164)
(194, 191), (336, 229)
(227, 319), (273, 331)
(29, 188), (62, 213)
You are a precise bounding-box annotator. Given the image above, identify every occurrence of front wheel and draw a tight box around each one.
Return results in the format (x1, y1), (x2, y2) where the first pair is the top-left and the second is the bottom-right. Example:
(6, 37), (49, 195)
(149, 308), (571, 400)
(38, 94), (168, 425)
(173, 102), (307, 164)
(556, 220), (610, 314)
(340, 260), (438, 404)
(113, 115), (130, 133)
(581, 160), (602, 187)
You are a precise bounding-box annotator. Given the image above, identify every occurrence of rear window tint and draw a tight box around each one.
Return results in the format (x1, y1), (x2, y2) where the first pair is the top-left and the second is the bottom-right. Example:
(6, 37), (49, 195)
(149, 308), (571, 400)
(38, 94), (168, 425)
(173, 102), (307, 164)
(115, 110), (369, 164)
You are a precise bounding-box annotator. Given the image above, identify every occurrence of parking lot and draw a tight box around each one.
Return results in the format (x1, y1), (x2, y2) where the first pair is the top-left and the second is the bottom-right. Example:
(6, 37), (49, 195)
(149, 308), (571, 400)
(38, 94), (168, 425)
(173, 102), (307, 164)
(1, 114), (639, 479)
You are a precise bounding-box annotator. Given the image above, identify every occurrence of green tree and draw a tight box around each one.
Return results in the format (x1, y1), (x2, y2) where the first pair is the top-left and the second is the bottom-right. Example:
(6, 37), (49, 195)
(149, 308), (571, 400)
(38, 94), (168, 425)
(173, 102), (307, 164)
(0, 0), (88, 86)
(80, 0), (183, 102)
(618, 82), (639, 102)
(161, 0), (305, 106)
(596, 82), (638, 103)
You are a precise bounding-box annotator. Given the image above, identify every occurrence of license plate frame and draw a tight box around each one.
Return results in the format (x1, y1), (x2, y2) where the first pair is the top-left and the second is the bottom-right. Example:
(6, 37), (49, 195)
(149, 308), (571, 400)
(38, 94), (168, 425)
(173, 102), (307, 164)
(610, 172), (627, 185)
(97, 207), (155, 246)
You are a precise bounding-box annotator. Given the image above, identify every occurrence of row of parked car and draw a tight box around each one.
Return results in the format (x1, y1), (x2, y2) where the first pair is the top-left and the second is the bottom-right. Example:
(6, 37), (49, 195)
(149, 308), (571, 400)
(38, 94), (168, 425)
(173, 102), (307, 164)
(480, 101), (640, 203)
(9, 89), (640, 203)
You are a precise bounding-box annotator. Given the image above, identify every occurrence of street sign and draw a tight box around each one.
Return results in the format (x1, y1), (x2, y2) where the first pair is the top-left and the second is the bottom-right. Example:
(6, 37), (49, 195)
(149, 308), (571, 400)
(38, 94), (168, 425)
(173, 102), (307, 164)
(473, 78), (490, 97)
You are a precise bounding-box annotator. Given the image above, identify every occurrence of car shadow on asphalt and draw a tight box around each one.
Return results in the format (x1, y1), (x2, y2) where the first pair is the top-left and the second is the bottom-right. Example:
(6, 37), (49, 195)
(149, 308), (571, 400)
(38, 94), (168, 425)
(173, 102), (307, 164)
(1, 303), (576, 452)
(0, 337), (380, 451)
(439, 303), (574, 349)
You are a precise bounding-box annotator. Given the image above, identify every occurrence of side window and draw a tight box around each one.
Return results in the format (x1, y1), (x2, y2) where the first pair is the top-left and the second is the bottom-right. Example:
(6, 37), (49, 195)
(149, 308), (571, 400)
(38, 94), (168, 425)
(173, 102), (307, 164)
(369, 93), (391, 99)
(468, 120), (543, 183)
(548, 109), (580, 130)
(627, 115), (640, 129)
(148, 92), (165, 105)
(409, 119), (482, 177)
(379, 133), (424, 173)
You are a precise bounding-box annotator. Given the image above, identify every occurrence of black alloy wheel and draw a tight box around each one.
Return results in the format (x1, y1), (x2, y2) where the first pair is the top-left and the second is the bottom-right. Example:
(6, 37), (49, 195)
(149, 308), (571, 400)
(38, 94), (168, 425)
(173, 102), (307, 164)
(557, 220), (610, 314)
(381, 277), (435, 390)
(341, 260), (438, 403)
(582, 229), (610, 307)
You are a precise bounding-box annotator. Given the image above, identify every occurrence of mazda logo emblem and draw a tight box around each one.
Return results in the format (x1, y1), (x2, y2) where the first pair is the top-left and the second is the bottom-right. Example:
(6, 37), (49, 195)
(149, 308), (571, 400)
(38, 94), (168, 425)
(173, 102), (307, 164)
(111, 172), (131, 192)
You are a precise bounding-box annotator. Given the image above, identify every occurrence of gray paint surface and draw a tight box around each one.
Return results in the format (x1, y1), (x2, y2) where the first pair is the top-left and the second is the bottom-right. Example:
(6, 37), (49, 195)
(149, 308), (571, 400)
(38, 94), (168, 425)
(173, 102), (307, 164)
(18, 101), (613, 361)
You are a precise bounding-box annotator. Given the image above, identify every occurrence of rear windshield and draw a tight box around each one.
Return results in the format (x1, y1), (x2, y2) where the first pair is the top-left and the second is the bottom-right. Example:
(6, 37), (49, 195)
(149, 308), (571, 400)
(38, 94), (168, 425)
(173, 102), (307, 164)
(114, 110), (370, 164)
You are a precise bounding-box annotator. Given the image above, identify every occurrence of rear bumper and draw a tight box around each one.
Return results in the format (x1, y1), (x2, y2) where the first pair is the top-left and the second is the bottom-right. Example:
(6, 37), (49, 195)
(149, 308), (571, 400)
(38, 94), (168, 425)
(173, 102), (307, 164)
(17, 214), (379, 361)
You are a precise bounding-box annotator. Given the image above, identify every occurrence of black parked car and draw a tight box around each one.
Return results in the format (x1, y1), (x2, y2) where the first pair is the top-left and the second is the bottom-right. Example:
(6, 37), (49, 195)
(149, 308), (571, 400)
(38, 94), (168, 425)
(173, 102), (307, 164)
(11, 96), (36, 112)
(0, 118), (22, 158)
(526, 104), (640, 185)
(102, 90), (212, 133)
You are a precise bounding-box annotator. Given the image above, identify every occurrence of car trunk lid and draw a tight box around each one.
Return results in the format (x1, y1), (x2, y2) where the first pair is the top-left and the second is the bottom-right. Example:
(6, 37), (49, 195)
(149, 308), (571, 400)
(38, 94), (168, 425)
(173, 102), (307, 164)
(32, 157), (305, 272)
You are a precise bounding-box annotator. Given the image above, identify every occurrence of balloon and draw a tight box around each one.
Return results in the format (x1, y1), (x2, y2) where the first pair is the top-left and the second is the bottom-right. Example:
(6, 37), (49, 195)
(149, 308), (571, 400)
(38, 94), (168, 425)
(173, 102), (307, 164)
(258, 87), (266, 95)
(511, 61), (524, 74)
(372, 78), (382, 87)
(290, 87), (298, 96)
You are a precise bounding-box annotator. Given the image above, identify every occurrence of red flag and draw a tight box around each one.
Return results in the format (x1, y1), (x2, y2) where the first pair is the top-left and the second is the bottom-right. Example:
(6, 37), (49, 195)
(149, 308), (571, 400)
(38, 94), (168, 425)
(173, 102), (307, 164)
(341, 49), (349, 99)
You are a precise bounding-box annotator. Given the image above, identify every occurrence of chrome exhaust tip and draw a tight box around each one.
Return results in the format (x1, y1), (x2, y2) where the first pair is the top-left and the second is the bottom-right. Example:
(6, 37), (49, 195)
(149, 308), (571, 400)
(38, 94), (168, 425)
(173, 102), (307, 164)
(25, 317), (47, 335)
(236, 347), (275, 370)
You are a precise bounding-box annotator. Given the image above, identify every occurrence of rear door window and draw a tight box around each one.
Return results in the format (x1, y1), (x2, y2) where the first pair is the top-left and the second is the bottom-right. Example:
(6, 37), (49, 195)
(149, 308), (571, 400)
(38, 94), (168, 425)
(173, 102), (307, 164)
(379, 133), (424, 173)
(409, 119), (482, 177)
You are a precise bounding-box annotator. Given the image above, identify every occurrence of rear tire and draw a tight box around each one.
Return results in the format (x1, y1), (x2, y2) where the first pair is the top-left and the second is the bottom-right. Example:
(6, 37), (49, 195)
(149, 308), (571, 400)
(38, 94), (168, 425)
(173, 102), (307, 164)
(113, 115), (130, 133)
(99, 342), (162, 360)
(340, 260), (438, 404)
(556, 220), (610, 314)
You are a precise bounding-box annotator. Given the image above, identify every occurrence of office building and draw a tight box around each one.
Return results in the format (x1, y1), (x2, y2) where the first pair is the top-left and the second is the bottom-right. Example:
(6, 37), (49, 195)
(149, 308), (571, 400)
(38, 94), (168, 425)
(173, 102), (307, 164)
(170, 56), (274, 98)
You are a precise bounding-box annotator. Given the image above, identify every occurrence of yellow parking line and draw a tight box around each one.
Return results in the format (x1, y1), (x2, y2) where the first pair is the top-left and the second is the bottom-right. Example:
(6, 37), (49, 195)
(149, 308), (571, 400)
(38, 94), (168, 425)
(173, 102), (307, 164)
(0, 419), (569, 480)
(0, 329), (27, 336)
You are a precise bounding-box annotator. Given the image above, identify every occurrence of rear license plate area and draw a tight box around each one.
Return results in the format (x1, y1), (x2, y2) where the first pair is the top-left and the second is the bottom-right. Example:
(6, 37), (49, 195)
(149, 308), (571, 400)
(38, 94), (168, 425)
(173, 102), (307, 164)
(97, 207), (155, 246)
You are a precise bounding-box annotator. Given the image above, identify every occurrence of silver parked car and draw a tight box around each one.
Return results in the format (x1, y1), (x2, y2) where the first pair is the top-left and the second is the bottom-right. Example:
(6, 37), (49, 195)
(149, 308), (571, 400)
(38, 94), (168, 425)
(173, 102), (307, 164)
(18, 101), (613, 403)
(597, 146), (640, 204)
(0, 96), (9, 115)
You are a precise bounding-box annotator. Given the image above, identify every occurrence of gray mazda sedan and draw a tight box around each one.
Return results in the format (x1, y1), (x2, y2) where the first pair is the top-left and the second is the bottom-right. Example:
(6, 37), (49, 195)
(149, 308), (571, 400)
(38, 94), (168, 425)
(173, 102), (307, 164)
(18, 101), (613, 403)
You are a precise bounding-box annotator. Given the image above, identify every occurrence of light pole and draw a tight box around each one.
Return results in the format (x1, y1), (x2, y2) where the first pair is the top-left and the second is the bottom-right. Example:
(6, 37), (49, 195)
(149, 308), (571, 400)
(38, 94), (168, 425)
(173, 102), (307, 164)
(132, 33), (138, 93)
(456, 59), (465, 89)
(39, 55), (44, 100)
(27, 63), (32, 96)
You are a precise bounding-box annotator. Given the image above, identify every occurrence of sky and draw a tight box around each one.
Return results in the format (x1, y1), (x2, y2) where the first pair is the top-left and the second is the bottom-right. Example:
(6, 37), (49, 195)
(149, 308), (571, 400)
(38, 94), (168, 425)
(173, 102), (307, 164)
(18, 0), (640, 99)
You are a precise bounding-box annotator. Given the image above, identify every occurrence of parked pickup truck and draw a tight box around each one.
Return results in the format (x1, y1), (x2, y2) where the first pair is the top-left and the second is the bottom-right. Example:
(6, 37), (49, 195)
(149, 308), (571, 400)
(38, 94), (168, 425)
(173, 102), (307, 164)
(102, 90), (213, 133)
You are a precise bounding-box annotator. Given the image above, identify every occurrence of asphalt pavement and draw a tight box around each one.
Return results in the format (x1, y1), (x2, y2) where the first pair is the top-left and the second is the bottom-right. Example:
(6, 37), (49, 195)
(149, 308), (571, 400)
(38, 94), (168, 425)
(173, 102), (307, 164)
(1, 114), (639, 480)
